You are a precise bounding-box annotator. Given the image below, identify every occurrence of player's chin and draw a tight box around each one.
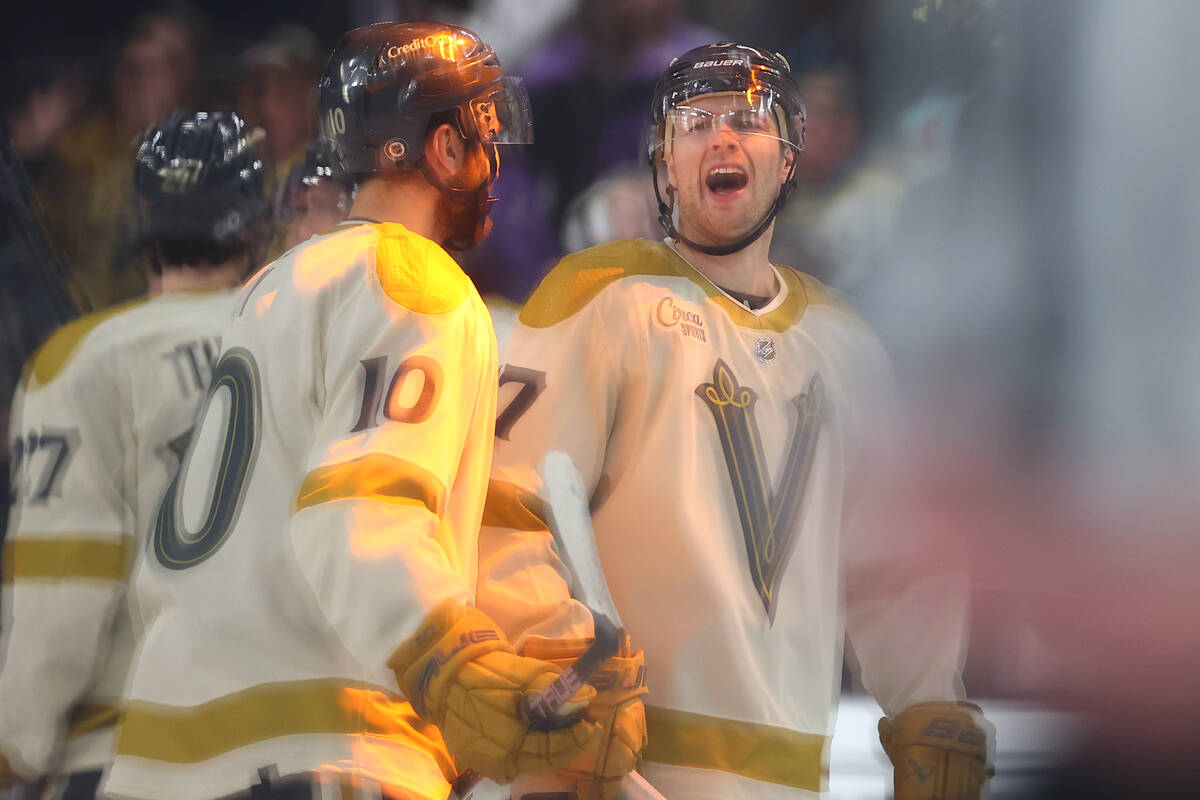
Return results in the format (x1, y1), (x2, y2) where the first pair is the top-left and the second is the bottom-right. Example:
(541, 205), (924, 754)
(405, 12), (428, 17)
(702, 185), (772, 230)
(700, 204), (759, 239)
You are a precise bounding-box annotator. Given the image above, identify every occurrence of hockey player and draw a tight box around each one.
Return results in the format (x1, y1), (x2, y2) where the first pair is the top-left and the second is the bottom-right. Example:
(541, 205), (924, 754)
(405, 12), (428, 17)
(270, 137), (354, 255)
(103, 22), (600, 800)
(479, 44), (994, 799)
(0, 109), (265, 798)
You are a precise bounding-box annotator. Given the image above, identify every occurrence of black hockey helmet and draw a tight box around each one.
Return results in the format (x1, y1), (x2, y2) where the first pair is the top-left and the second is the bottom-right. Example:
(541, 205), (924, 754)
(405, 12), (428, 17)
(133, 109), (266, 254)
(316, 21), (532, 175)
(648, 43), (806, 256)
(274, 137), (354, 224)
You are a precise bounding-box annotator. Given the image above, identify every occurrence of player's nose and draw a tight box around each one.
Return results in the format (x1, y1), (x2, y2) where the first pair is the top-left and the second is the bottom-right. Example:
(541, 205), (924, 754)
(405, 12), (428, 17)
(709, 132), (738, 151)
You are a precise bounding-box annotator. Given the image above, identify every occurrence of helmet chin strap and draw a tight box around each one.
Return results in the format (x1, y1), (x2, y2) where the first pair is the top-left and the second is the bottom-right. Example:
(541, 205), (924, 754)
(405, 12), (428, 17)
(652, 153), (799, 257)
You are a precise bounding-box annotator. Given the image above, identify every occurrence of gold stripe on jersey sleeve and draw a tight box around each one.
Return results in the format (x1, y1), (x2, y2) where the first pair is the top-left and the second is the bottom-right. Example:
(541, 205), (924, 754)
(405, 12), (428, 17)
(374, 222), (471, 314)
(518, 239), (851, 333)
(116, 678), (457, 782)
(66, 703), (120, 738)
(297, 454), (446, 516)
(1, 536), (131, 583)
(26, 298), (147, 387)
(643, 705), (828, 792)
(481, 478), (549, 531)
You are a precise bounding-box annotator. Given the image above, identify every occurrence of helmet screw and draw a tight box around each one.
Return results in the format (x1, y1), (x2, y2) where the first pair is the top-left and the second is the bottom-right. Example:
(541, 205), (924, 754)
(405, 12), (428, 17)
(384, 139), (408, 162)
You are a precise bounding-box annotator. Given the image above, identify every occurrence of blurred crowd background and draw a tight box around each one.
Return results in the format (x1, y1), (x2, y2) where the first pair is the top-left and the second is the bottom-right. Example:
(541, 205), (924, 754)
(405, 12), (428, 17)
(3, 0), (1199, 796)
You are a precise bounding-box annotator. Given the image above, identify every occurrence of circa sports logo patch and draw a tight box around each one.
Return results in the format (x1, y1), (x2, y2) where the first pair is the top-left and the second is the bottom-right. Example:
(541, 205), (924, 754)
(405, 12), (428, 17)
(655, 296), (708, 343)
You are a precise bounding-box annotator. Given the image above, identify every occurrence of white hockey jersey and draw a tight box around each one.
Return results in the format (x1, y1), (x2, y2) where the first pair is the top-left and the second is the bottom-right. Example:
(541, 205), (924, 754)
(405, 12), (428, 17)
(479, 239), (968, 799)
(104, 222), (498, 800)
(1, 289), (234, 778)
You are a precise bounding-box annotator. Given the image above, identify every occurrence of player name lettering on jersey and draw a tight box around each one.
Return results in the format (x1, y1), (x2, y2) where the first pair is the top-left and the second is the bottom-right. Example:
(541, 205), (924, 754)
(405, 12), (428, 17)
(160, 335), (221, 397)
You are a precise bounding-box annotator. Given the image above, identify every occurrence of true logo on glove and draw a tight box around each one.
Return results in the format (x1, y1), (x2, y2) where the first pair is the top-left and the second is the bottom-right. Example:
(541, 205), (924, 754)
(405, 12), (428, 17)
(526, 670), (584, 720)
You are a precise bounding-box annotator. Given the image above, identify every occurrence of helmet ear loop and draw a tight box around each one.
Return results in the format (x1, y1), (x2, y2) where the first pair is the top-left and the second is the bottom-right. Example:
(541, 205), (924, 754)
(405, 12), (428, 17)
(649, 150), (679, 240)
(649, 124), (681, 239)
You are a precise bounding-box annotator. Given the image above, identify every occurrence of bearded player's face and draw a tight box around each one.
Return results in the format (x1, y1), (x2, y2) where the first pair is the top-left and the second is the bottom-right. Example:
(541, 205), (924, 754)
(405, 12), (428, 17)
(665, 93), (793, 249)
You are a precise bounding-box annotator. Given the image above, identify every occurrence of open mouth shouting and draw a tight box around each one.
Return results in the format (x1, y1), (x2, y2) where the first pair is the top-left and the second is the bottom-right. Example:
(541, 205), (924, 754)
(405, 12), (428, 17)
(704, 164), (749, 198)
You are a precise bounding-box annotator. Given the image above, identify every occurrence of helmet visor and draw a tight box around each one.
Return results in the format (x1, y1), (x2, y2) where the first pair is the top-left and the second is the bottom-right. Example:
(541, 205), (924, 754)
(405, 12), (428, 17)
(469, 76), (534, 145)
(654, 90), (802, 158)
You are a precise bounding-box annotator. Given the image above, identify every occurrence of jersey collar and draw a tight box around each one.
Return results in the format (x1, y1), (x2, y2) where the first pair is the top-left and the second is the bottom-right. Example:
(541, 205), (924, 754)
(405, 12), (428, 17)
(662, 239), (804, 332)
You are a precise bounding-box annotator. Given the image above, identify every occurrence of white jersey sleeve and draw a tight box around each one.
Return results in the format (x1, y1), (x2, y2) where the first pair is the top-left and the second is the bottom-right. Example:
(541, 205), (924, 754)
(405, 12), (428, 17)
(1, 329), (130, 776)
(839, 337), (969, 717)
(285, 239), (498, 674)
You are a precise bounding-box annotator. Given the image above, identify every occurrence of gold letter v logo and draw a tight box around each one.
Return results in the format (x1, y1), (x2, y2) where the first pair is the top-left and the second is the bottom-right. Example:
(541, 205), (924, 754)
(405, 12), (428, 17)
(696, 360), (826, 623)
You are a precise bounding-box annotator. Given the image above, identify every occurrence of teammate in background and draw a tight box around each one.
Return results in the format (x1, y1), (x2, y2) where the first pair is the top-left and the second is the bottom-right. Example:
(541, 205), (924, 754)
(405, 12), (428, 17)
(0, 109), (264, 799)
(104, 23), (600, 800)
(270, 137), (353, 256)
(479, 44), (994, 799)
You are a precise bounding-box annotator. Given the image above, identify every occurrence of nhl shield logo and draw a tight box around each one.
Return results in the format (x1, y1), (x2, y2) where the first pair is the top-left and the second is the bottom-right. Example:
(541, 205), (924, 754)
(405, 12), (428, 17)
(754, 336), (777, 364)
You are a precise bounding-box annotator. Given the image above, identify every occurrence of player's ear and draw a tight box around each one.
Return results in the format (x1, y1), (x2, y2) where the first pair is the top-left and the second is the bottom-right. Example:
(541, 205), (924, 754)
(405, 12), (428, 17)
(780, 147), (795, 183)
(427, 122), (466, 175)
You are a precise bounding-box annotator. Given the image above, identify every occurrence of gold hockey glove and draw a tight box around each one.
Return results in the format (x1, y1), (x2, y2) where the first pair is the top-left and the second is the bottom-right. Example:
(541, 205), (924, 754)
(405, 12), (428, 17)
(523, 636), (648, 800)
(389, 600), (600, 784)
(879, 701), (994, 800)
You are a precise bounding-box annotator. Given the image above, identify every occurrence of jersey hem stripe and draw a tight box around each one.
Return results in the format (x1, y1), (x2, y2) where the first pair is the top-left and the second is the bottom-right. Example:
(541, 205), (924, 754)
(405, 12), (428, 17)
(116, 678), (455, 779)
(643, 705), (828, 792)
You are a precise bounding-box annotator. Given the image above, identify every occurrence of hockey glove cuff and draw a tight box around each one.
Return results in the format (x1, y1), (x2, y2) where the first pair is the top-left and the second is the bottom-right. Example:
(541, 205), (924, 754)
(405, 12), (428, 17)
(879, 701), (995, 800)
